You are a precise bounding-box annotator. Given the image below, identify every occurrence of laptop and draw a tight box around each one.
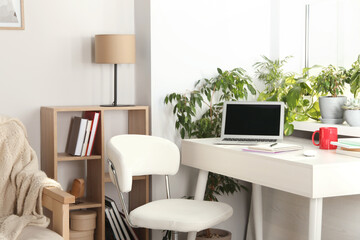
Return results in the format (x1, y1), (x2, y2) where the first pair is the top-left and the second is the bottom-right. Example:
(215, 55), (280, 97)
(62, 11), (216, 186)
(216, 101), (285, 145)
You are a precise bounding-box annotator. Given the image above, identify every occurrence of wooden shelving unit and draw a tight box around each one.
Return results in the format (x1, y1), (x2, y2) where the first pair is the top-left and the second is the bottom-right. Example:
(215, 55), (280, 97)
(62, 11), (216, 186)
(40, 105), (150, 240)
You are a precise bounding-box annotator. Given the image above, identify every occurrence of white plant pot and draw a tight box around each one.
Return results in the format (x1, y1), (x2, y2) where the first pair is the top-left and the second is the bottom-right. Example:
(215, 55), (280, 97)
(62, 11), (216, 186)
(344, 110), (360, 127)
(319, 96), (347, 122)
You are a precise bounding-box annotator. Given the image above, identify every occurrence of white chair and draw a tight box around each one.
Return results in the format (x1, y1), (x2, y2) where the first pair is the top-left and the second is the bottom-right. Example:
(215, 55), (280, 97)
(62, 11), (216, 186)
(107, 134), (233, 240)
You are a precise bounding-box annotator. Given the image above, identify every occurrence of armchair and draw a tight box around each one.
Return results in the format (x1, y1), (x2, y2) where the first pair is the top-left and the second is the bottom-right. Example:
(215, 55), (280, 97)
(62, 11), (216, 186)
(16, 187), (75, 240)
(0, 116), (75, 240)
(41, 187), (75, 240)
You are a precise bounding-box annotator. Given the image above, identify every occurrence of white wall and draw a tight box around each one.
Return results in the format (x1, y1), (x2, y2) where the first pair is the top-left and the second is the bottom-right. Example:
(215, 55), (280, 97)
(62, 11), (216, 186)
(0, 0), (135, 188)
(4, 0), (360, 239)
(134, 0), (151, 106)
(310, 0), (360, 68)
(277, 0), (305, 72)
(148, 1), (272, 239)
(150, 0), (272, 141)
(277, 0), (360, 72)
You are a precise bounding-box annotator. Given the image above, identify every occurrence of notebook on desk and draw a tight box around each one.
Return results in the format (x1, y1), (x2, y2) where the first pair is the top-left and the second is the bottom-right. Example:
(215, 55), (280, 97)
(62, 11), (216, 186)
(216, 101), (285, 145)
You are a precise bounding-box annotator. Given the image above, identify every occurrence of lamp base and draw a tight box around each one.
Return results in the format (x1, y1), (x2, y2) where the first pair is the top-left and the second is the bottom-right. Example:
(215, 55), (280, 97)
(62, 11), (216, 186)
(100, 104), (135, 107)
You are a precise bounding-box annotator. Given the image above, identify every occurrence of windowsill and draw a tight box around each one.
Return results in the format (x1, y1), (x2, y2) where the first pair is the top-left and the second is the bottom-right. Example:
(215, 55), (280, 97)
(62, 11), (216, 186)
(293, 120), (360, 137)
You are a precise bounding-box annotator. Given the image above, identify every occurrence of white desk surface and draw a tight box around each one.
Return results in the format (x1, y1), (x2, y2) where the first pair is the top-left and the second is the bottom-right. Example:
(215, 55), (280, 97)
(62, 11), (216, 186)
(181, 136), (360, 199)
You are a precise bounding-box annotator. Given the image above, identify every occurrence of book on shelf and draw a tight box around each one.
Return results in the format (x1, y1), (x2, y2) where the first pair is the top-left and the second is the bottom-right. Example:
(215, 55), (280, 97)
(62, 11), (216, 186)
(243, 143), (303, 153)
(105, 196), (138, 240)
(336, 148), (360, 158)
(105, 206), (120, 240)
(331, 138), (360, 149)
(334, 138), (360, 157)
(81, 120), (92, 156)
(83, 111), (100, 156)
(66, 117), (88, 156)
(340, 147), (360, 152)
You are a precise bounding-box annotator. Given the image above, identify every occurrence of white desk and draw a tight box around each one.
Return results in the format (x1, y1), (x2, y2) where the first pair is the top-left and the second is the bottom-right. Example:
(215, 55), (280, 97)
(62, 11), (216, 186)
(181, 136), (360, 240)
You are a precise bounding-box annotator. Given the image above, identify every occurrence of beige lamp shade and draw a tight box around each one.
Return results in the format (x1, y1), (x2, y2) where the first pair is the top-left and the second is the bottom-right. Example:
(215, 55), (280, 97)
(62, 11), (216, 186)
(95, 34), (136, 64)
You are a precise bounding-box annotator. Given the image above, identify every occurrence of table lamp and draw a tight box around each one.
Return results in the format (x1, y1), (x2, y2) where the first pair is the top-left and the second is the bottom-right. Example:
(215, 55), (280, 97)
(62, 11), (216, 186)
(95, 34), (136, 106)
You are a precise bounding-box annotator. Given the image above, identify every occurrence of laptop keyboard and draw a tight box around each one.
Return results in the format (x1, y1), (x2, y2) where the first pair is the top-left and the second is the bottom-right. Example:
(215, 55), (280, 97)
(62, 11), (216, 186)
(223, 138), (277, 142)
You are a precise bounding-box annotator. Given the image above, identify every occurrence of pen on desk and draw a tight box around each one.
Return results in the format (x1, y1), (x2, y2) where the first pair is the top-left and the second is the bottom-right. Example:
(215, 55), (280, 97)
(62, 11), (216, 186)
(270, 143), (277, 147)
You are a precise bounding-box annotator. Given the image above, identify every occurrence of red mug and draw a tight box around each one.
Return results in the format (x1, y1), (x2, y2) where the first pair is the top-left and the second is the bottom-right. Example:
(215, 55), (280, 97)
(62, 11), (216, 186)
(312, 127), (338, 149)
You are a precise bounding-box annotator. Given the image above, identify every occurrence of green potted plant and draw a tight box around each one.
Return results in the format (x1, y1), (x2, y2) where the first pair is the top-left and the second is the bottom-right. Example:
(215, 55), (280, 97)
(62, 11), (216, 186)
(164, 67), (256, 239)
(254, 56), (320, 135)
(342, 55), (360, 127)
(313, 65), (347, 124)
(347, 55), (360, 98)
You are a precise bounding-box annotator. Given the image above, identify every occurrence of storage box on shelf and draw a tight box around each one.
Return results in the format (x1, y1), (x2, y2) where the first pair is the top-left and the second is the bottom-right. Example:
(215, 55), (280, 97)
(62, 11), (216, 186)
(40, 105), (150, 240)
(71, 209), (97, 231)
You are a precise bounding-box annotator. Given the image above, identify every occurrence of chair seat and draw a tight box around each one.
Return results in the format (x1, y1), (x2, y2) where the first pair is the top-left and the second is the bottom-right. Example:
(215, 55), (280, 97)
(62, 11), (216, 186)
(129, 199), (233, 232)
(17, 226), (63, 240)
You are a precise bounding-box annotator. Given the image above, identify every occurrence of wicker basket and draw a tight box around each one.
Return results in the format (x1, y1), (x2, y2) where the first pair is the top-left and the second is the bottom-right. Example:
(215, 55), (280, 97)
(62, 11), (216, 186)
(70, 229), (94, 240)
(196, 228), (232, 240)
(70, 210), (97, 231)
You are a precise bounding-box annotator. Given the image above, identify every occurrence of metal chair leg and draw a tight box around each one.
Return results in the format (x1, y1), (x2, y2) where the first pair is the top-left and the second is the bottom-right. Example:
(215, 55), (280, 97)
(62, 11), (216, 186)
(187, 232), (197, 240)
(172, 231), (179, 240)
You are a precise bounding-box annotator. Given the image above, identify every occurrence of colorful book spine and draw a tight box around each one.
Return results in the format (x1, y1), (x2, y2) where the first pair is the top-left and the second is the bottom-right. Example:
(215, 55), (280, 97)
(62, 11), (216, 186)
(81, 120), (92, 156)
(66, 117), (88, 156)
(83, 111), (100, 156)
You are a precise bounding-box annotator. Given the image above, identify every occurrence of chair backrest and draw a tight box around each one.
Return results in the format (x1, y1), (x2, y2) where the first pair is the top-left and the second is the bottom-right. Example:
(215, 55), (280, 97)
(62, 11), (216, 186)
(107, 134), (180, 192)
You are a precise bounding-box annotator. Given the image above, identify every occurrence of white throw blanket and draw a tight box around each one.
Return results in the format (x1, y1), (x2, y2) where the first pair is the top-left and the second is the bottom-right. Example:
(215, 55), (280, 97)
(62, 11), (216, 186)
(0, 116), (61, 240)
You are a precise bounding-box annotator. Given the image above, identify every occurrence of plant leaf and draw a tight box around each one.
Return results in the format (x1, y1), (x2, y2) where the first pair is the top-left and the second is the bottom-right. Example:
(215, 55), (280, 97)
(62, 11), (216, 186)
(287, 86), (301, 108)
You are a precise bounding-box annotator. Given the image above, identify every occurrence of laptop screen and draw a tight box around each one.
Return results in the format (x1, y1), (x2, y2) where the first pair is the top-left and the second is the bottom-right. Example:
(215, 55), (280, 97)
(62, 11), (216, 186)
(222, 101), (284, 139)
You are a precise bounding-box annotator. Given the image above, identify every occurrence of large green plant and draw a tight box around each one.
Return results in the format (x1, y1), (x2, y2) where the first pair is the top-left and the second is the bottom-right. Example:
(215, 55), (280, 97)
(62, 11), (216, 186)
(313, 65), (347, 97)
(165, 67), (256, 141)
(347, 55), (360, 98)
(255, 56), (320, 135)
(164, 67), (255, 238)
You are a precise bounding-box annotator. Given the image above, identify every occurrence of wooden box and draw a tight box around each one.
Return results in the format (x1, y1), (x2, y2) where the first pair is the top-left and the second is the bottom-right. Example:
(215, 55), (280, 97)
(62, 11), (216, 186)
(70, 210), (97, 231)
(70, 230), (94, 240)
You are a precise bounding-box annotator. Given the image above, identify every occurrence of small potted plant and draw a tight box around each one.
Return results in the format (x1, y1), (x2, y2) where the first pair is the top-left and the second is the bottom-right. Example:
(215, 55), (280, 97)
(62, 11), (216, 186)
(341, 55), (360, 127)
(342, 98), (360, 126)
(312, 65), (347, 123)
(164, 67), (256, 239)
